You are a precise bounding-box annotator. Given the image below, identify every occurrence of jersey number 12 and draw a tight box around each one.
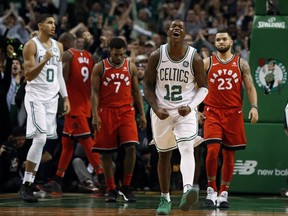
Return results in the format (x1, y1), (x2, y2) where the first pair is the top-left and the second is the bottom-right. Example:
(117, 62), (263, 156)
(164, 84), (182, 101)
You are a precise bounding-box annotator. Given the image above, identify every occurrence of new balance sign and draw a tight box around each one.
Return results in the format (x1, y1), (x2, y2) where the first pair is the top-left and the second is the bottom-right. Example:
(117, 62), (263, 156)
(233, 160), (257, 175)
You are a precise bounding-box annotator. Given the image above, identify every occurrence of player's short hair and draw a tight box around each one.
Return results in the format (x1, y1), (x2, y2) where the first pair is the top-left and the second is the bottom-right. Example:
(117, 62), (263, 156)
(58, 32), (75, 43)
(109, 37), (127, 50)
(217, 29), (229, 35)
(36, 13), (54, 25)
(216, 29), (232, 39)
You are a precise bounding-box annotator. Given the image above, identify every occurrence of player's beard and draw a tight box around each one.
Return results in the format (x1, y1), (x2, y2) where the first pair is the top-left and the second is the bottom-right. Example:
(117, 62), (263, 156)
(217, 44), (230, 53)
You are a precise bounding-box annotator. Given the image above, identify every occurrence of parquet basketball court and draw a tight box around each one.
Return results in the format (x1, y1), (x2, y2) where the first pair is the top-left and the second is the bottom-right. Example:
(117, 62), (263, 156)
(1, 191), (288, 216)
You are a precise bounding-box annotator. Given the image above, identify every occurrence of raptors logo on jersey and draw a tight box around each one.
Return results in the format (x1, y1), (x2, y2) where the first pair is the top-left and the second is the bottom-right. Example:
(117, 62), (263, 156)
(99, 59), (133, 107)
(204, 54), (243, 109)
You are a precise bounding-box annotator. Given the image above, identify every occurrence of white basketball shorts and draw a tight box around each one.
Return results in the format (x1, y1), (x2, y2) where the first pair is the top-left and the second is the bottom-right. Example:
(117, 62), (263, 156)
(150, 108), (198, 152)
(24, 93), (59, 139)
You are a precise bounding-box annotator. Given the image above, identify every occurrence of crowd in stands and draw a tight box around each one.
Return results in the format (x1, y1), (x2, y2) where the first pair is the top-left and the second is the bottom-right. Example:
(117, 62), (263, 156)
(0, 0), (255, 193)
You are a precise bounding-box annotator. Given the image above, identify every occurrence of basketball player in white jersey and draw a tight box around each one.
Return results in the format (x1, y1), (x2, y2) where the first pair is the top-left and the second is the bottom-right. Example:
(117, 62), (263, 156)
(18, 14), (70, 202)
(144, 19), (208, 214)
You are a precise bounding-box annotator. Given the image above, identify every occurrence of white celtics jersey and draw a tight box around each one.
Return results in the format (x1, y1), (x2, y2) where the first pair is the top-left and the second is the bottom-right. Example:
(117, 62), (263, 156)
(25, 37), (61, 101)
(155, 44), (196, 109)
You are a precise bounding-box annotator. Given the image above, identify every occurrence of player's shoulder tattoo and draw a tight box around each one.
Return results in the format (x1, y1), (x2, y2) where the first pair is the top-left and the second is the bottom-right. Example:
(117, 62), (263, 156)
(240, 58), (254, 84)
(240, 58), (251, 75)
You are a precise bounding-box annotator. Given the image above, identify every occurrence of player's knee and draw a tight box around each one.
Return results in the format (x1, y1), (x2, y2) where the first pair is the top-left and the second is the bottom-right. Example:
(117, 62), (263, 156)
(34, 133), (47, 149)
(207, 144), (221, 159)
(222, 149), (235, 165)
(101, 152), (113, 162)
(178, 140), (194, 155)
(124, 144), (136, 155)
(26, 133), (47, 164)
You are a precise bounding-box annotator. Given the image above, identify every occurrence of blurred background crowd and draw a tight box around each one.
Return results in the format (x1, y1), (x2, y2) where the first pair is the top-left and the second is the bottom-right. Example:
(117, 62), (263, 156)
(0, 0), (255, 194)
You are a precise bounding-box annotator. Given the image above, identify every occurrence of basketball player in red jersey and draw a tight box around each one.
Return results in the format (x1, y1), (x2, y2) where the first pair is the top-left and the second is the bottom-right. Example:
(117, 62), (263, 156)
(38, 32), (105, 195)
(203, 29), (258, 208)
(91, 37), (147, 202)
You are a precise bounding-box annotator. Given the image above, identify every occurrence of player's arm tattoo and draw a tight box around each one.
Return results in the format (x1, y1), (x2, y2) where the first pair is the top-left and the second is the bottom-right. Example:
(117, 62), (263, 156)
(241, 59), (254, 85)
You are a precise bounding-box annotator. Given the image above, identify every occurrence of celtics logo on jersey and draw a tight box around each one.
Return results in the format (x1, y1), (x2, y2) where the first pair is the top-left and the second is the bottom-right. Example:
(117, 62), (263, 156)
(255, 58), (287, 95)
(183, 61), (189, 68)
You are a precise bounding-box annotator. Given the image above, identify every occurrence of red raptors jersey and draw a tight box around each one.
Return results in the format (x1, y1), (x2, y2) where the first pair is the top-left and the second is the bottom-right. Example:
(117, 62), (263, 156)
(99, 59), (133, 107)
(204, 54), (243, 109)
(66, 48), (94, 116)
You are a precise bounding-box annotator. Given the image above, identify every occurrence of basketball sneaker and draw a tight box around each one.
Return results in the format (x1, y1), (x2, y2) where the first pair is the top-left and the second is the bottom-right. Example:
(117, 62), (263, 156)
(118, 186), (136, 202)
(83, 179), (98, 192)
(179, 188), (199, 211)
(106, 189), (118, 202)
(204, 187), (217, 208)
(216, 191), (230, 208)
(156, 197), (172, 215)
(18, 182), (38, 202)
(37, 180), (62, 196)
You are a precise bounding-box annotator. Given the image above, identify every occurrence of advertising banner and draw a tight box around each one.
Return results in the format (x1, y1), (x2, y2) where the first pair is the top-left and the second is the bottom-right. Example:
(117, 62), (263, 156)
(230, 123), (288, 194)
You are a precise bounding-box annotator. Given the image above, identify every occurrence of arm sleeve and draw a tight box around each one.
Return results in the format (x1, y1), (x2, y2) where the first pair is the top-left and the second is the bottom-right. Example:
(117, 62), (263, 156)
(57, 62), (68, 98)
(188, 87), (209, 111)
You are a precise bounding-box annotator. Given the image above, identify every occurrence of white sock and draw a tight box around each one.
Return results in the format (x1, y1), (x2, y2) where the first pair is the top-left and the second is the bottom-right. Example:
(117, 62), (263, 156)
(31, 175), (35, 183)
(23, 171), (34, 184)
(161, 192), (171, 202)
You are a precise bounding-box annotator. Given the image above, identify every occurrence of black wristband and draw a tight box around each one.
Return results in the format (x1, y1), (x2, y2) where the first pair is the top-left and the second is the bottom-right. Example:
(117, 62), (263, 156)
(251, 105), (258, 110)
